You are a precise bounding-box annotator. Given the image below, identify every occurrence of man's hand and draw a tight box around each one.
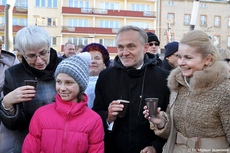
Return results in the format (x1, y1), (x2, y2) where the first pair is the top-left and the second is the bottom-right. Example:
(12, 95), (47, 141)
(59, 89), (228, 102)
(107, 100), (124, 123)
(140, 146), (156, 153)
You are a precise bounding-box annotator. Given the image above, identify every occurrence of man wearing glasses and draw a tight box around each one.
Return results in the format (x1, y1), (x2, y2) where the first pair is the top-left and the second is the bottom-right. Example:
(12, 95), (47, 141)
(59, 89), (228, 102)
(146, 32), (162, 66)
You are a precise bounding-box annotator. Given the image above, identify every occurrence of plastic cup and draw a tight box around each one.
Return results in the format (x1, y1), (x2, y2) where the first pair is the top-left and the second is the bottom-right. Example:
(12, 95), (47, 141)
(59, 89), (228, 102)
(118, 100), (130, 118)
(24, 80), (37, 88)
(145, 98), (158, 118)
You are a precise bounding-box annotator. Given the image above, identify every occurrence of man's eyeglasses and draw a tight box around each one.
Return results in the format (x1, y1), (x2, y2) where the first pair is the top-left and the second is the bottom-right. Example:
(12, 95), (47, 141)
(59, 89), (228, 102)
(25, 49), (50, 62)
(149, 42), (159, 46)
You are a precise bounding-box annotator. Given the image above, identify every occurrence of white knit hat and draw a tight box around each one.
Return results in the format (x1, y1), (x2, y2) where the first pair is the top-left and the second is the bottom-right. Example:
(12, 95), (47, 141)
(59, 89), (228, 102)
(55, 52), (91, 91)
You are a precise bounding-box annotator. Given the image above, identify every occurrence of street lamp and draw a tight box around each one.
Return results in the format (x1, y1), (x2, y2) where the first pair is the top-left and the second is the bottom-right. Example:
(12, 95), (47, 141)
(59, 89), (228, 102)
(4, 0), (16, 51)
(190, 0), (199, 31)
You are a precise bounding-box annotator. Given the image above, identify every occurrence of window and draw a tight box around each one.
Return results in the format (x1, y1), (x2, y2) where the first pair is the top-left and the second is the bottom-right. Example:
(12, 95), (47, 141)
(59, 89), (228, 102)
(67, 19), (88, 27)
(13, 18), (19, 26)
(15, 0), (28, 8)
(228, 36), (230, 48)
(167, 13), (175, 24)
(129, 22), (150, 30)
(48, 0), (57, 8)
(214, 16), (221, 27)
(200, 3), (207, 8)
(100, 2), (120, 10)
(130, 4), (150, 12)
(200, 15), (207, 26)
(213, 35), (220, 47)
(99, 39), (115, 47)
(184, 14), (191, 25)
(69, 0), (89, 8)
(47, 18), (57, 26)
(228, 16), (230, 27)
(51, 37), (57, 46)
(168, 1), (174, 6)
(19, 18), (27, 26)
(36, 17), (46, 26)
(2, 0), (6, 5)
(0, 17), (4, 25)
(35, 0), (45, 7)
(68, 37), (88, 46)
(99, 20), (120, 29)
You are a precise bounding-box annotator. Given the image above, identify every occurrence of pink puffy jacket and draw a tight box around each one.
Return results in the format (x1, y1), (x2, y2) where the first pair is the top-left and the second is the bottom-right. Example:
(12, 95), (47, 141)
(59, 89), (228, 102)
(22, 94), (104, 153)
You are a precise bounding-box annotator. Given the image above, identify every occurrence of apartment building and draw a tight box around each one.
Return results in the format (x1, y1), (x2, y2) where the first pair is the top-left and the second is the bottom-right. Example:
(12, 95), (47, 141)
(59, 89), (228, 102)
(159, 0), (230, 51)
(0, 0), (157, 58)
(0, 0), (229, 57)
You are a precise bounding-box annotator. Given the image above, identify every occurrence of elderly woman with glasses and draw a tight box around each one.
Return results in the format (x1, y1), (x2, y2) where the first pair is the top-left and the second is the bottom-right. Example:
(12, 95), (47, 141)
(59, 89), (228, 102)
(0, 26), (62, 153)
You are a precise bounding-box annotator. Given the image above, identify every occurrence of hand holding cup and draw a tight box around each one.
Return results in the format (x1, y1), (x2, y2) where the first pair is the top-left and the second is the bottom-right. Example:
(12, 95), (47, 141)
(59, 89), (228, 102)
(117, 100), (130, 118)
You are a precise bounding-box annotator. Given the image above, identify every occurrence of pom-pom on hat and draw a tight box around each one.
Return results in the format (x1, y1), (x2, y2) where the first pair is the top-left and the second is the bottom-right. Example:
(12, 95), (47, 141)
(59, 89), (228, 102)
(54, 52), (91, 91)
(164, 41), (179, 58)
(146, 32), (160, 45)
(81, 43), (110, 67)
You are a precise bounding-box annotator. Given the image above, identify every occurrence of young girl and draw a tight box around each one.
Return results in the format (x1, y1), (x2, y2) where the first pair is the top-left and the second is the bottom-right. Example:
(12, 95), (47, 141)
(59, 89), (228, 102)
(22, 52), (104, 153)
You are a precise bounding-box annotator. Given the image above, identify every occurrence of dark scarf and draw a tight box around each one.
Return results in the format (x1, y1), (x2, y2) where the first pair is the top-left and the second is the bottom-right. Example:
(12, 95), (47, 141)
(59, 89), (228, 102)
(22, 48), (62, 81)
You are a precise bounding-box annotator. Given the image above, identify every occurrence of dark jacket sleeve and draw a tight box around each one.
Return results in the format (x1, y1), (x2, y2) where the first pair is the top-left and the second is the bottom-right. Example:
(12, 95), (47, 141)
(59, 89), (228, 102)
(0, 68), (28, 130)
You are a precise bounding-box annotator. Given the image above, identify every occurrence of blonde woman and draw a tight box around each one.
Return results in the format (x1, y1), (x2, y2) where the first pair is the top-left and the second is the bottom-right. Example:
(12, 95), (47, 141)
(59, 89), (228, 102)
(144, 30), (230, 153)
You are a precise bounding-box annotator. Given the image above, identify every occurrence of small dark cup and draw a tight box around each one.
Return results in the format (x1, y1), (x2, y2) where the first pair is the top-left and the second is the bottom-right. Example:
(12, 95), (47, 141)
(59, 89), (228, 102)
(145, 98), (158, 118)
(24, 80), (37, 89)
(118, 100), (130, 118)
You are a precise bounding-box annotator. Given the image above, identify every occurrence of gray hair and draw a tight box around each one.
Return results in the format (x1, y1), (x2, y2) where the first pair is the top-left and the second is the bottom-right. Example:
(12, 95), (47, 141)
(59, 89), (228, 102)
(116, 25), (148, 45)
(15, 26), (51, 54)
(180, 30), (219, 65)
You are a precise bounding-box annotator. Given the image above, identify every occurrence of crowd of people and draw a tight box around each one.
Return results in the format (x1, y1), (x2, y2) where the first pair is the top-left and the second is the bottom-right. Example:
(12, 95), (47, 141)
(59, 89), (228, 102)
(0, 25), (229, 153)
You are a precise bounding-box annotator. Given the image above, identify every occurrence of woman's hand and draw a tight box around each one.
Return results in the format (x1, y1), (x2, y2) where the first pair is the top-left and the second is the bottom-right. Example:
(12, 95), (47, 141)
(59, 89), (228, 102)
(143, 106), (165, 129)
(2, 86), (36, 109)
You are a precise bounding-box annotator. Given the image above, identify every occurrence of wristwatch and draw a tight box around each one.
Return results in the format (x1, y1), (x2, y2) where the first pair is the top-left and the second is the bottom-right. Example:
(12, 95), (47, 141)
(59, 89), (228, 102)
(1, 101), (14, 112)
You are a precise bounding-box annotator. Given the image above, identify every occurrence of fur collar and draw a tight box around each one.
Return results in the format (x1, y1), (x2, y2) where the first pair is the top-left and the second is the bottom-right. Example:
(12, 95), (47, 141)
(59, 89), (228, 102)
(167, 61), (229, 94)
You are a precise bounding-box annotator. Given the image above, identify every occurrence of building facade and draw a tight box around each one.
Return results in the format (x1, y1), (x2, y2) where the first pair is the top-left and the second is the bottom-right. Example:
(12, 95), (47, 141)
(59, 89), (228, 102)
(159, 0), (230, 51)
(0, 0), (229, 57)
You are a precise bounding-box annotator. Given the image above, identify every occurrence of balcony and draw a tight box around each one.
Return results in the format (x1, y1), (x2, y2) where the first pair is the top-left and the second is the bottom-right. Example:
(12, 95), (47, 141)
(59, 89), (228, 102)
(0, 5), (28, 14)
(0, 25), (25, 32)
(14, 6), (28, 14)
(62, 7), (156, 18)
(62, 26), (118, 34)
(61, 26), (155, 35)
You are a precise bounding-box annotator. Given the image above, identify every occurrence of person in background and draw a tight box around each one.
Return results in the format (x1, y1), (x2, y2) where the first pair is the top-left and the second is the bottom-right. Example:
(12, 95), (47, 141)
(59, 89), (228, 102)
(162, 41), (179, 71)
(146, 32), (162, 66)
(144, 30), (230, 153)
(76, 44), (85, 54)
(0, 40), (19, 153)
(22, 52), (104, 153)
(93, 25), (170, 153)
(81, 43), (110, 108)
(0, 26), (62, 153)
(218, 48), (230, 73)
(62, 42), (76, 58)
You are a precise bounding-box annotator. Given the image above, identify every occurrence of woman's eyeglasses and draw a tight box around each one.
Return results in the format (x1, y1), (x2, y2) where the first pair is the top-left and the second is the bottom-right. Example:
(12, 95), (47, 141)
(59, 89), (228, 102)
(25, 48), (50, 62)
(149, 42), (159, 46)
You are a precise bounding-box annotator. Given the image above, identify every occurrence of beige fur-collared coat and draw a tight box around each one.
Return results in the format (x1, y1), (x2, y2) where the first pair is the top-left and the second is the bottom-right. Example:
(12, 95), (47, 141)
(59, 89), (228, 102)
(151, 61), (230, 153)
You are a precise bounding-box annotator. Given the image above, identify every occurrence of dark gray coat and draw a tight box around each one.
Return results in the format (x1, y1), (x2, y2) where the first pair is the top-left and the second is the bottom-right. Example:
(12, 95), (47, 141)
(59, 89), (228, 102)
(93, 53), (170, 153)
(0, 48), (62, 153)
